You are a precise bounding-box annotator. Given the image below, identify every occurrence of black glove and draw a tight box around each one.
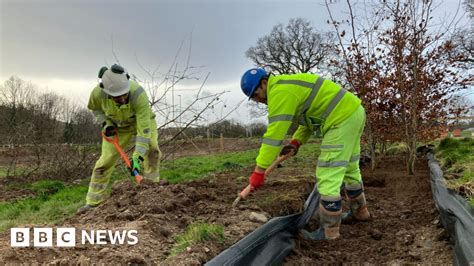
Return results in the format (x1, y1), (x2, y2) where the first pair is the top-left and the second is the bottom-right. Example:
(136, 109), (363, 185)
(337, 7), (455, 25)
(280, 139), (301, 156)
(102, 121), (116, 137)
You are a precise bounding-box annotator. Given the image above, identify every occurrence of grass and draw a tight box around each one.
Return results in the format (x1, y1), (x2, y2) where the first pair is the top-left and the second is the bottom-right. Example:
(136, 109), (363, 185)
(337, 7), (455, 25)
(170, 223), (225, 256)
(0, 182), (87, 232)
(161, 149), (259, 183)
(436, 138), (474, 207)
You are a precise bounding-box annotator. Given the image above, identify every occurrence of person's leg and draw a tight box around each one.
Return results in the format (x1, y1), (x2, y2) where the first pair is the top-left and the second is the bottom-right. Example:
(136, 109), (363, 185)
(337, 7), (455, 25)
(143, 119), (162, 182)
(85, 141), (119, 206)
(302, 109), (363, 240)
(85, 130), (132, 206)
(343, 106), (370, 222)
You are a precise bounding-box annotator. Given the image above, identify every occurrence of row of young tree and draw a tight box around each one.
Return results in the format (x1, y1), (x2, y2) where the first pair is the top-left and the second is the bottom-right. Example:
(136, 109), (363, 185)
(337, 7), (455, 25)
(246, 0), (473, 174)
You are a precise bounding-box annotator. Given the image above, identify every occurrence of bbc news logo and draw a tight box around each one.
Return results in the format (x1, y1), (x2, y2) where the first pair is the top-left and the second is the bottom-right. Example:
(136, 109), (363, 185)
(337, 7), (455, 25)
(11, 228), (138, 247)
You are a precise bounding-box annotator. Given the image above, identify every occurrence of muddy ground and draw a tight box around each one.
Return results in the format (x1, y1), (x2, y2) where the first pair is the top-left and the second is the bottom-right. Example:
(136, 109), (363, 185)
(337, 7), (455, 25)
(0, 154), (452, 264)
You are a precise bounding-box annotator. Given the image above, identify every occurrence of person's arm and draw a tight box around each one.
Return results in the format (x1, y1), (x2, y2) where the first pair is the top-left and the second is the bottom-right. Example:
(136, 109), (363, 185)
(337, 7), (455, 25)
(255, 90), (299, 169)
(131, 87), (152, 161)
(87, 86), (114, 130)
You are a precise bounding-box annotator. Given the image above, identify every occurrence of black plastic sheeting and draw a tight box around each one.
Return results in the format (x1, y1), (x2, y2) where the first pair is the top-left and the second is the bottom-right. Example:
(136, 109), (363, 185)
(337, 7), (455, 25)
(206, 186), (320, 266)
(427, 152), (474, 266)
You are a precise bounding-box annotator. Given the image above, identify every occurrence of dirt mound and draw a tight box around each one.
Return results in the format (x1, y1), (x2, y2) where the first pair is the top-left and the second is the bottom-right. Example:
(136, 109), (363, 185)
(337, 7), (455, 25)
(0, 155), (452, 264)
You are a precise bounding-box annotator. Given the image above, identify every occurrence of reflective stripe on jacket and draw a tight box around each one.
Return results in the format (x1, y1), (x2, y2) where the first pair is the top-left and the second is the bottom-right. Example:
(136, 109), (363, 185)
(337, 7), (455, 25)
(256, 73), (361, 168)
(87, 81), (155, 157)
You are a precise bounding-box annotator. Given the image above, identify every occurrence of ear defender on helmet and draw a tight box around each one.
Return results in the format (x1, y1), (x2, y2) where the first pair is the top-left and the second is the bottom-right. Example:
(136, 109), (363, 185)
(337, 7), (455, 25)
(110, 64), (130, 80)
(98, 66), (108, 88)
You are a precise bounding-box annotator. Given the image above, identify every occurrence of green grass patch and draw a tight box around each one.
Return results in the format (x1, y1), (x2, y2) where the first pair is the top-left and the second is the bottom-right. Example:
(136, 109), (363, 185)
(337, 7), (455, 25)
(0, 184), (87, 232)
(0, 167), (127, 232)
(30, 180), (66, 199)
(161, 149), (259, 183)
(160, 142), (321, 184)
(170, 223), (225, 256)
(436, 138), (474, 207)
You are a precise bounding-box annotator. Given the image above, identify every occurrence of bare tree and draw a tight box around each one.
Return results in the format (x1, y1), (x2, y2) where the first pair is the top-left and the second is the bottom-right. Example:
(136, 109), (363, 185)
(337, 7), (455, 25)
(0, 76), (101, 178)
(0, 76), (36, 146)
(246, 18), (336, 75)
(129, 35), (237, 158)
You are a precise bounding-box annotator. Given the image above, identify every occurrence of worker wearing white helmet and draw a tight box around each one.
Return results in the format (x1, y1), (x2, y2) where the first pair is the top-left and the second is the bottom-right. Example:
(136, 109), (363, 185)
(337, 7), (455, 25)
(79, 64), (162, 212)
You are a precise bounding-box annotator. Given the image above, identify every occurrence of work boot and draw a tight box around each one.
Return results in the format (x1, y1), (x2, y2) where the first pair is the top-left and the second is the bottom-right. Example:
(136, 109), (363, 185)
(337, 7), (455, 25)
(77, 204), (98, 214)
(301, 198), (342, 241)
(342, 189), (370, 223)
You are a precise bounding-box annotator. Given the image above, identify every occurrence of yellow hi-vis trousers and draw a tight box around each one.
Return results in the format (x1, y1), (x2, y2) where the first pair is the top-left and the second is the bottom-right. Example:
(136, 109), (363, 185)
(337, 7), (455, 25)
(86, 120), (161, 206)
(316, 105), (366, 199)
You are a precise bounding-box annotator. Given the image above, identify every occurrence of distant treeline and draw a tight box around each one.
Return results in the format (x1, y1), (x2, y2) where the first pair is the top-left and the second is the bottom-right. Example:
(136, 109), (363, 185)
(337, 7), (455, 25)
(160, 120), (267, 140)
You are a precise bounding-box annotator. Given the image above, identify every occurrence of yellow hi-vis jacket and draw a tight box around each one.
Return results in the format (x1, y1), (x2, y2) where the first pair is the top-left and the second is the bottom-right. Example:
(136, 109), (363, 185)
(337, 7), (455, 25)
(88, 81), (155, 158)
(256, 73), (361, 168)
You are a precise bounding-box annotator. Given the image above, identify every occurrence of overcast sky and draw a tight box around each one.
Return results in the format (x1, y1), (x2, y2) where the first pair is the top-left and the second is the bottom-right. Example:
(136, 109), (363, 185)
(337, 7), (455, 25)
(0, 0), (470, 124)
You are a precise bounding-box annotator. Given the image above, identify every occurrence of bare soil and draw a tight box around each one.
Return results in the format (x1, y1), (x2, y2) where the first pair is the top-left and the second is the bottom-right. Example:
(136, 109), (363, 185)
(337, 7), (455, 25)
(0, 154), (452, 264)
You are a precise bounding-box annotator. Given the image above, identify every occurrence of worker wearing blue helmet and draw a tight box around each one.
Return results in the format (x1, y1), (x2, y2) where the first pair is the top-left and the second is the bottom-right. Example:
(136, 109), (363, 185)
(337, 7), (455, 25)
(240, 67), (370, 241)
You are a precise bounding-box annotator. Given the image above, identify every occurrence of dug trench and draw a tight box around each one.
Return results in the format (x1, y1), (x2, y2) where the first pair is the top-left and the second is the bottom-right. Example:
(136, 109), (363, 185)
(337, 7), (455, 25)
(0, 155), (452, 264)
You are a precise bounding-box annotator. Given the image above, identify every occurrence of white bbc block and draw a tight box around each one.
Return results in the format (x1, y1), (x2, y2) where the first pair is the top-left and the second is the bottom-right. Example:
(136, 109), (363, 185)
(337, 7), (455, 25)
(56, 228), (76, 247)
(34, 228), (53, 247)
(10, 228), (30, 247)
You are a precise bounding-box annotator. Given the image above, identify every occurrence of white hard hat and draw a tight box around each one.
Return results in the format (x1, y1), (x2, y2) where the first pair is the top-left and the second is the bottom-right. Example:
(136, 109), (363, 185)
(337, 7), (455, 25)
(101, 65), (130, 97)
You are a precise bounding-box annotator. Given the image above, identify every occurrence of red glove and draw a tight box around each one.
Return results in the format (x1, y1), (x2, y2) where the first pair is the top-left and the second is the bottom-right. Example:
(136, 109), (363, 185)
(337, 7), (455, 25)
(249, 171), (265, 190)
(280, 139), (301, 156)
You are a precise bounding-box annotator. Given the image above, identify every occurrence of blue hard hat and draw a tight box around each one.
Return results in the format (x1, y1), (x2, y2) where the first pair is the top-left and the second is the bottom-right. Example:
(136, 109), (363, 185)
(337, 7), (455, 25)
(240, 68), (267, 99)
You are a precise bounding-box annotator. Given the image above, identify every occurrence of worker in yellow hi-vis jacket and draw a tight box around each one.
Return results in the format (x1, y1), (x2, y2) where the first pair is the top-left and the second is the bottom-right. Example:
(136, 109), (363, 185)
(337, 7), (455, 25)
(240, 68), (370, 240)
(79, 64), (161, 212)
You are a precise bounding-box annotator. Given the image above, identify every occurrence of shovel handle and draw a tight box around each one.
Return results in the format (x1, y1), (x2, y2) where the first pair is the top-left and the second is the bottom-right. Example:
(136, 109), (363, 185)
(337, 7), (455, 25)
(102, 131), (143, 184)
